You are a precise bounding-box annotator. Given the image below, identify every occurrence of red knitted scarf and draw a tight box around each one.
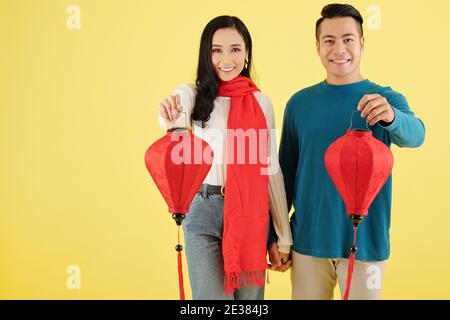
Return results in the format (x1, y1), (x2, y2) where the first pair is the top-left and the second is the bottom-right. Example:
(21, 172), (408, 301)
(218, 76), (269, 295)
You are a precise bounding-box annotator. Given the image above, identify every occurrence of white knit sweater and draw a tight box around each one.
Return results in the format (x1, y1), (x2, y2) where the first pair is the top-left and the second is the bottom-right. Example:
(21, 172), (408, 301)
(158, 84), (293, 253)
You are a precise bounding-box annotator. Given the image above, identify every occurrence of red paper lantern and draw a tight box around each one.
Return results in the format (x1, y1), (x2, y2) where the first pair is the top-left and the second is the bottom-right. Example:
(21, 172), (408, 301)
(324, 127), (393, 300)
(324, 129), (394, 217)
(145, 128), (213, 299)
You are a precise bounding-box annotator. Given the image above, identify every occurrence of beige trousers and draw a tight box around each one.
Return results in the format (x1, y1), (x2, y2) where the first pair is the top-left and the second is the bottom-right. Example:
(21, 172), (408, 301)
(291, 251), (386, 300)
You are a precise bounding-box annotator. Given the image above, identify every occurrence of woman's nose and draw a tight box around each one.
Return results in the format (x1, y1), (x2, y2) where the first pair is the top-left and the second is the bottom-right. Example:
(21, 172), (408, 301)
(220, 53), (232, 65)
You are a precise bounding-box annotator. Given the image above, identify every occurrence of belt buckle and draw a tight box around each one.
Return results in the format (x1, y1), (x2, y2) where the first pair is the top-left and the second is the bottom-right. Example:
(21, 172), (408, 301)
(200, 184), (208, 198)
(220, 185), (225, 196)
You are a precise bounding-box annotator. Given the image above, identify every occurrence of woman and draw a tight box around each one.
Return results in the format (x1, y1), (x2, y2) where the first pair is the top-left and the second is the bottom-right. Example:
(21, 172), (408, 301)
(158, 15), (292, 300)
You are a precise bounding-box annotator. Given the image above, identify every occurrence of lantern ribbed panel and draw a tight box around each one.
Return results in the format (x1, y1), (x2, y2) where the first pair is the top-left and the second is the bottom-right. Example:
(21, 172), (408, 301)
(145, 130), (213, 214)
(324, 130), (394, 216)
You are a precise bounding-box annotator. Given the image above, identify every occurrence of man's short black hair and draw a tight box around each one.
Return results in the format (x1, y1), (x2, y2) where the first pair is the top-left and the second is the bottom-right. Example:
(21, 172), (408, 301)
(315, 3), (364, 40)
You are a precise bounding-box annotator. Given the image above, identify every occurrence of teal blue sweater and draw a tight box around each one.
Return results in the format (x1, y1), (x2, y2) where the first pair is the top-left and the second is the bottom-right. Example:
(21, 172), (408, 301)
(279, 80), (425, 261)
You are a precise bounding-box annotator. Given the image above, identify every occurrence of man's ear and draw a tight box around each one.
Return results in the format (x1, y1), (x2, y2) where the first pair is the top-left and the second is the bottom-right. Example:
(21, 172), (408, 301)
(360, 36), (365, 51)
(316, 40), (320, 54)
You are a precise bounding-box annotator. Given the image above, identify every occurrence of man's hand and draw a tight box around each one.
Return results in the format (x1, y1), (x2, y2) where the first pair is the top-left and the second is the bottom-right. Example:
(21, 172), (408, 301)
(358, 94), (395, 126)
(268, 243), (292, 272)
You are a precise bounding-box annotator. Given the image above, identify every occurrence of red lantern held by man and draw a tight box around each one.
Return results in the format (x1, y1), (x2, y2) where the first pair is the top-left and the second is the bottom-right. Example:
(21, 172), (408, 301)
(324, 111), (394, 300)
(144, 121), (213, 300)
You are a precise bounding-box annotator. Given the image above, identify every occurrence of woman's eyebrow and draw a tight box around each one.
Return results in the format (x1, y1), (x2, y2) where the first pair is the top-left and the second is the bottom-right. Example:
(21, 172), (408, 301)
(212, 44), (242, 47)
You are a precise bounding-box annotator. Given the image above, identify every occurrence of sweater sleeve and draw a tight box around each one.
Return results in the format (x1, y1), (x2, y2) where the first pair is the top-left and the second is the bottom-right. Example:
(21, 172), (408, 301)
(279, 98), (300, 213)
(263, 96), (293, 254)
(379, 89), (426, 148)
(158, 84), (196, 130)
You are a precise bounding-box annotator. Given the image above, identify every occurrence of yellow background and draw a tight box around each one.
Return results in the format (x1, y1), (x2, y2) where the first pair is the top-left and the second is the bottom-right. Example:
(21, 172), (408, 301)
(1, 0), (449, 299)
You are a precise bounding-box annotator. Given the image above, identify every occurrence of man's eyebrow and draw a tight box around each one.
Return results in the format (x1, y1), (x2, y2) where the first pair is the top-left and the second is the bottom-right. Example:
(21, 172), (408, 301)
(321, 33), (357, 39)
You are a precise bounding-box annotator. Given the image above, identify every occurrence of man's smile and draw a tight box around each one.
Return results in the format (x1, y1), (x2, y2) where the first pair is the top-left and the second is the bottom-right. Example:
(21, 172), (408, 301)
(329, 58), (352, 65)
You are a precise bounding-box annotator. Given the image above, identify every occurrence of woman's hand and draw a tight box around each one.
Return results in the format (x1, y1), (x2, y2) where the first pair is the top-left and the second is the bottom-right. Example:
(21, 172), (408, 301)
(159, 94), (182, 121)
(277, 252), (292, 272)
(268, 243), (292, 272)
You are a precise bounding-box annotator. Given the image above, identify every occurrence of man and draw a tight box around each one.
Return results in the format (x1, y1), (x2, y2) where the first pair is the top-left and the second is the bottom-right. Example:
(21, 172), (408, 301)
(272, 3), (425, 299)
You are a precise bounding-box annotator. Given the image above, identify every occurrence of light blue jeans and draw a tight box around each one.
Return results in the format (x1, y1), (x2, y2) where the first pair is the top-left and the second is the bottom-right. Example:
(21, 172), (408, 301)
(183, 193), (265, 300)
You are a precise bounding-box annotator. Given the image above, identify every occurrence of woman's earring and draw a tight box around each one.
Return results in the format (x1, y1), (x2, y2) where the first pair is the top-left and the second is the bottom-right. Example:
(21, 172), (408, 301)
(245, 59), (248, 69)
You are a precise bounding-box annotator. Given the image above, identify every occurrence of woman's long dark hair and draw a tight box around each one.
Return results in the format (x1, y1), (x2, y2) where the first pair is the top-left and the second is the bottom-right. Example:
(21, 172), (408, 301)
(191, 16), (253, 128)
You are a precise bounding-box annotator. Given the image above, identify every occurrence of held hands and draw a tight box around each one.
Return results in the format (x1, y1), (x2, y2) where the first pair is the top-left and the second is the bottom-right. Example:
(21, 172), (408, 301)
(357, 94), (395, 126)
(159, 94), (182, 121)
(268, 243), (292, 272)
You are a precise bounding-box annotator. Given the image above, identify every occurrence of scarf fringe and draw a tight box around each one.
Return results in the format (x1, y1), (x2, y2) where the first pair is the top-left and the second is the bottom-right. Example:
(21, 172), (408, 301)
(224, 269), (266, 296)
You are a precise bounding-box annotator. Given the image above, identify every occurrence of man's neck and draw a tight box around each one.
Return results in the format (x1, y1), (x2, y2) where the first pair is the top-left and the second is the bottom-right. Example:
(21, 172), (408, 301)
(325, 73), (364, 85)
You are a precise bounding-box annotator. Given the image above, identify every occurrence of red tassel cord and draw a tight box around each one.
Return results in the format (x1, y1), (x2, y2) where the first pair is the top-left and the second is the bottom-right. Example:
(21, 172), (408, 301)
(176, 226), (185, 300)
(344, 225), (358, 300)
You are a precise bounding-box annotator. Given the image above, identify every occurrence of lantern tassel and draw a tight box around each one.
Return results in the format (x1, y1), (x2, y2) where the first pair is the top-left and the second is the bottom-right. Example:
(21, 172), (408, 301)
(176, 226), (185, 300)
(177, 251), (185, 300)
(344, 224), (358, 300)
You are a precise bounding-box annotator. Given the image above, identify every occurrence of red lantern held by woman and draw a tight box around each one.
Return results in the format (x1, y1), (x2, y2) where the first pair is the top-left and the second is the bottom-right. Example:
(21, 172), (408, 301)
(324, 111), (394, 300)
(145, 124), (213, 300)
